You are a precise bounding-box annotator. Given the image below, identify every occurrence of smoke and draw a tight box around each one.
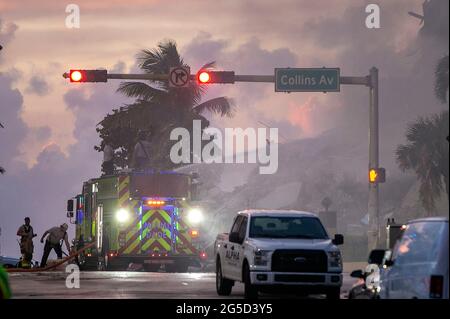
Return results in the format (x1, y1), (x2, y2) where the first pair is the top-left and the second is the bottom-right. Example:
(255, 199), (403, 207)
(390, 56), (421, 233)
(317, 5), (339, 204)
(178, 0), (449, 236)
(0, 18), (17, 63)
(181, 1), (448, 175)
(25, 76), (51, 96)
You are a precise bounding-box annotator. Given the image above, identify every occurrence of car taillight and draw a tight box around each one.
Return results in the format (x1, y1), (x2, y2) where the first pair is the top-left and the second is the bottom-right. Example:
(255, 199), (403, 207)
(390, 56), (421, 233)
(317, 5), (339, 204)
(430, 275), (444, 299)
(200, 251), (207, 260)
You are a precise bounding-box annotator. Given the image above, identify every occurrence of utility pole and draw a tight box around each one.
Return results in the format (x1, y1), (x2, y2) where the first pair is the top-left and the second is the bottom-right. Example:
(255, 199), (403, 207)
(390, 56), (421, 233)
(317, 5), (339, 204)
(368, 67), (380, 251)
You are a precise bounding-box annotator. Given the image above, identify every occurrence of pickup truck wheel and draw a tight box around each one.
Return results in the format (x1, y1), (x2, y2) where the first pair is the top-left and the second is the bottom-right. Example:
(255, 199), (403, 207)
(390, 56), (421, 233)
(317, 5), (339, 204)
(243, 263), (258, 299)
(326, 287), (341, 299)
(216, 259), (233, 296)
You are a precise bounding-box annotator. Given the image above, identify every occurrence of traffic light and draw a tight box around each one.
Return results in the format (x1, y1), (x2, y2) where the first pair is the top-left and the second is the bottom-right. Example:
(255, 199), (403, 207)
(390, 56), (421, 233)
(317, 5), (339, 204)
(196, 70), (235, 84)
(67, 198), (74, 218)
(69, 69), (107, 82)
(369, 167), (386, 183)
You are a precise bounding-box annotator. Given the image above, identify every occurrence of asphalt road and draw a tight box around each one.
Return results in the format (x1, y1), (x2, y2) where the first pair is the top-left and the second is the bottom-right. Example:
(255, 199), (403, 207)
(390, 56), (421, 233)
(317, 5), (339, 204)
(8, 271), (354, 299)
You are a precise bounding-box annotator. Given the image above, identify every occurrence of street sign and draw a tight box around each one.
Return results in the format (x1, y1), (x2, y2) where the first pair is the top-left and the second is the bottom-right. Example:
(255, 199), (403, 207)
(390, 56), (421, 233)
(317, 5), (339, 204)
(169, 67), (190, 87)
(275, 68), (340, 92)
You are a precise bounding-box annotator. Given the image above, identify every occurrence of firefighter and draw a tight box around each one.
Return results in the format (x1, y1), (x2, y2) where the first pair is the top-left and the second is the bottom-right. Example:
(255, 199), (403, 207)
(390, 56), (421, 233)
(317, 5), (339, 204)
(39, 223), (71, 268)
(102, 140), (114, 176)
(16, 217), (36, 268)
(132, 130), (152, 170)
(0, 265), (12, 299)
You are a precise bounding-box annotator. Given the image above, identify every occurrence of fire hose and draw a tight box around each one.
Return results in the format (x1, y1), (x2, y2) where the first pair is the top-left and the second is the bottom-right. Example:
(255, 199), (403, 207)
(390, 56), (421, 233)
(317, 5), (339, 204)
(6, 242), (96, 273)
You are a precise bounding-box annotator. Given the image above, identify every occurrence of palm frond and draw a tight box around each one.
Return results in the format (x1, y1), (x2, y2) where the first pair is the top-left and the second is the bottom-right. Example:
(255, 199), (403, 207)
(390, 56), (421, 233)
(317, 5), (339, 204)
(140, 41), (182, 72)
(137, 49), (163, 72)
(116, 82), (166, 101)
(396, 144), (416, 171)
(193, 97), (234, 117)
(200, 61), (216, 70)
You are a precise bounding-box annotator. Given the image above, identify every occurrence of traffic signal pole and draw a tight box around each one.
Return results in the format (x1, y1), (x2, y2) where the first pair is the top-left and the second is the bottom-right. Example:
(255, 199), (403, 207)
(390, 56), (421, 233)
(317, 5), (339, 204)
(368, 67), (380, 251)
(64, 67), (381, 252)
(338, 68), (380, 251)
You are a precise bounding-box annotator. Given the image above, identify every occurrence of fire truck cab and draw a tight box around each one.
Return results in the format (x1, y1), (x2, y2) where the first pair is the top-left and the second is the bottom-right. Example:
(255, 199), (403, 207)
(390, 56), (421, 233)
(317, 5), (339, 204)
(67, 169), (207, 272)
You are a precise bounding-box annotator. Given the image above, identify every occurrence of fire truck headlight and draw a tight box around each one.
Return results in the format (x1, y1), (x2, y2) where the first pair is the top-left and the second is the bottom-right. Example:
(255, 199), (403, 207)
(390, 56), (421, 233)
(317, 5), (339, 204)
(187, 208), (204, 224)
(116, 208), (130, 223)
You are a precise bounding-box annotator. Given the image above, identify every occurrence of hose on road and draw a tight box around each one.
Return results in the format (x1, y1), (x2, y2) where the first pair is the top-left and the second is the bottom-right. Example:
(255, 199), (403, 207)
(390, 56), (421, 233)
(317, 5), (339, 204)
(6, 242), (96, 273)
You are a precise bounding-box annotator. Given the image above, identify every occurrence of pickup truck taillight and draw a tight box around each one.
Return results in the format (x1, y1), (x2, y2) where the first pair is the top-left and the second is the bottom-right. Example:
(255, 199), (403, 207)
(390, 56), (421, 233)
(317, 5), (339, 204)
(430, 275), (444, 299)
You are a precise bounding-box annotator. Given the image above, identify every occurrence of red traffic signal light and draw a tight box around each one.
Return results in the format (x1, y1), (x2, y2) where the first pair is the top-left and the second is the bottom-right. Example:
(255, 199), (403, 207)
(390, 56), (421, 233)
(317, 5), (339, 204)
(196, 70), (235, 84)
(68, 70), (107, 83)
(369, 168), (386, 183)
(70, 70), (83, 82)
(198, 71), (211, 83)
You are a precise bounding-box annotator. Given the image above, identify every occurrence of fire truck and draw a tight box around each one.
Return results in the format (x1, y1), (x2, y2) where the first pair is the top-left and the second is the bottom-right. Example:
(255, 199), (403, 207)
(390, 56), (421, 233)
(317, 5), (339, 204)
(67, 169), (207, 271)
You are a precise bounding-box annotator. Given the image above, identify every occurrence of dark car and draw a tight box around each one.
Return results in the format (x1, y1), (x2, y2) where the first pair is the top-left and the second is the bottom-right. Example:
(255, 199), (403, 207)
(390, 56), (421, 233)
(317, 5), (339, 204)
(0, 256), (40, 269)
(0, 256), (20, 269)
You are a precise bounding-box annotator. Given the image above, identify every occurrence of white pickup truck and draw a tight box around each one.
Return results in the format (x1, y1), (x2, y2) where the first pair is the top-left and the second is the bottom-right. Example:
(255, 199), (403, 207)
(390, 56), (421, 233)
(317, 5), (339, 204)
(215, 210), (344, 299)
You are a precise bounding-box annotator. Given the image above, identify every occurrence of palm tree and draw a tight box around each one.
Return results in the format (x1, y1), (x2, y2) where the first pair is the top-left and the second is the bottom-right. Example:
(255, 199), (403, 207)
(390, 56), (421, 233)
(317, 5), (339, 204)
(395, 52), (449, 214)
(117, 40), (233, 120)
(396, 111), (449, 214)
(96, 40), (234, 171)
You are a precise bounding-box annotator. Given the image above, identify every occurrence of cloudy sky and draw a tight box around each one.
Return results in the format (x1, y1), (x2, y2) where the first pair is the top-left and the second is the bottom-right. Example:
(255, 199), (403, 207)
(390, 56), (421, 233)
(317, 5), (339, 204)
(0, 0), (447, 256)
